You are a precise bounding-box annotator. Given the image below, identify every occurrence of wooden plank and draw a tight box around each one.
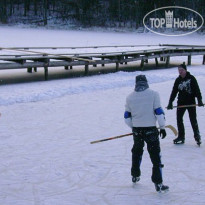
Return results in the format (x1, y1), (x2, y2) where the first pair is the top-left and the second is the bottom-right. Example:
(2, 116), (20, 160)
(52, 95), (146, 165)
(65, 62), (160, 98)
(6, 59), (26, 64)
(160, 44), (205, 48)
(0, 47), (95, 63)
(6, 45), (160, 50)
(33, 57), (49, 63)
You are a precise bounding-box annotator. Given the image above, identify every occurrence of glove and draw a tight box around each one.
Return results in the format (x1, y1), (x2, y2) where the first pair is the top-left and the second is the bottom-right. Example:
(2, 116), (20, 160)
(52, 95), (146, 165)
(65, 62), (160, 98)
(198, 99), (204, 107)
(159, 129), (167, 139)
(167, 101), (173, 110)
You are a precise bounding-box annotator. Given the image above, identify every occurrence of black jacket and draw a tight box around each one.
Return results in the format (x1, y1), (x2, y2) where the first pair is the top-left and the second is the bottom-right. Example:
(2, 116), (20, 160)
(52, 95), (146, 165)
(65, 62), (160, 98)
(169, 72), (202, 105)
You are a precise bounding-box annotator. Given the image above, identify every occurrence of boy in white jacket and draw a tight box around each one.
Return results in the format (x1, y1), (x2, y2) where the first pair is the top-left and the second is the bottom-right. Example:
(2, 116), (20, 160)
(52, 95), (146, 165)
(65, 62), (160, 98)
(124, 75), (168, 192)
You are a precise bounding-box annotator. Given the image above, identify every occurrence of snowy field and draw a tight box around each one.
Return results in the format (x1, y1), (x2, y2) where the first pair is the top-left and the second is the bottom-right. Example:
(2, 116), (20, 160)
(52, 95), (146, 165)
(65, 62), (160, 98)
(0, 26), (205, 205)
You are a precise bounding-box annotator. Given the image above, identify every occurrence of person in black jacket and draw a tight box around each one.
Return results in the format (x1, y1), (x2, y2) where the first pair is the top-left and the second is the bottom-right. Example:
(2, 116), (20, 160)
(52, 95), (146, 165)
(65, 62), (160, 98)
(167, 63), (204, 145)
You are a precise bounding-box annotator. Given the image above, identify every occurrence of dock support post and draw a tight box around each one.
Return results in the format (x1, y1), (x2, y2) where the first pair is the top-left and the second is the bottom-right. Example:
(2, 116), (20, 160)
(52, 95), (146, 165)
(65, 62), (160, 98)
(27, 67), (32, 73)
(165, 56), (170, 68)
(140, 59), (144, 70)
(125, 56), (128, 65)
(85, 64), (89, 75)
(44, 67), (48, 80)
(203, 55), (205, 65)
(155, 58), (159, 67)
(116, 62), (119, 71)
(188, 55), (192, 65)
(102, 57), (105, 67)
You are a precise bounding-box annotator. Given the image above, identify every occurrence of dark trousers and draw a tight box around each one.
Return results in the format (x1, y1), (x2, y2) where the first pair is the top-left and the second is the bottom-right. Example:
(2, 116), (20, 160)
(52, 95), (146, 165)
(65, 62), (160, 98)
(131, 127), (163, 184)
(177, 107), (200, 138)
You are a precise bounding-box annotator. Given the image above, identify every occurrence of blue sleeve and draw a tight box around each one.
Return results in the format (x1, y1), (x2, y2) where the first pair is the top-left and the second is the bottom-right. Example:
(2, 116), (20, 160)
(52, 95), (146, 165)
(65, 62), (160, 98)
(155, 107), (166, 129)
(124, 111), (131, 119)
(154, 107), (164, 115)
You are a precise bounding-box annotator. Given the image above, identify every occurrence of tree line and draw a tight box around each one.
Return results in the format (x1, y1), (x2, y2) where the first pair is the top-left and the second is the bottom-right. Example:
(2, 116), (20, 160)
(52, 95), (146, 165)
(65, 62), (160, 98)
(0, 0), (204, 29)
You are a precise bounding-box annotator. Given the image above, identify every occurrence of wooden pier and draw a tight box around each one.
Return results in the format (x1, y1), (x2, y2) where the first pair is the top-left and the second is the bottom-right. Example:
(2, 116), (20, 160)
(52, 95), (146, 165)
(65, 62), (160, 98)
(0, 44), (205, 80)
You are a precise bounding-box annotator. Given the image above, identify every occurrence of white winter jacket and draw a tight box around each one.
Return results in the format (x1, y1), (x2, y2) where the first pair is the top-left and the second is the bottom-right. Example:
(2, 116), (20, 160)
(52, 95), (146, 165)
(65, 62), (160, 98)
(125, 88), (165, 129)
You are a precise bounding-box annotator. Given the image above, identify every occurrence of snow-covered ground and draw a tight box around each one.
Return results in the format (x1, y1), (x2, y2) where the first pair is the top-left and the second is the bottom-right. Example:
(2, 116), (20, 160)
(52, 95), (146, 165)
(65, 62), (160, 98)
(0, 26), (205, 205)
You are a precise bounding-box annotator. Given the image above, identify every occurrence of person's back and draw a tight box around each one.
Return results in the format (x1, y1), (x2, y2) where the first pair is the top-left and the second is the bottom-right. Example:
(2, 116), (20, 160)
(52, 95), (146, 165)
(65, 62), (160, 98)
(126, 88), (158, 128)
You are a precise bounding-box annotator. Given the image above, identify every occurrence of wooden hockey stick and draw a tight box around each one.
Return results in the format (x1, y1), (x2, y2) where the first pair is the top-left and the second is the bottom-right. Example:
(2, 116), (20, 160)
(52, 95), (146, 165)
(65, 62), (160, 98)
(90, 132), (132, 144)
(166, 125), (178, 136)
(166, 104), (205, 109)
(172, 104), (204, 109)
(90, 124), (178, 144)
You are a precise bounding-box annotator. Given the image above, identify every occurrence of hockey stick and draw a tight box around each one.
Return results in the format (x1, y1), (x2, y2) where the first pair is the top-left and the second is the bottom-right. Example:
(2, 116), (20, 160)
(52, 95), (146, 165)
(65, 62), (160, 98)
(166, 125), (178, 136)
(166, 104), (205, 109)
(90, 124), (177, 144)
(90, 132), (132, 144)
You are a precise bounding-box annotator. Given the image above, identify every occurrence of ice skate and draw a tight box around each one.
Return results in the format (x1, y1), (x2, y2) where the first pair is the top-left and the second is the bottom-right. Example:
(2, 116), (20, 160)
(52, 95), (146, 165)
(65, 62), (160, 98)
(173, 137), (185, 144)
(194, 135), (202, 146)
(154, 183), (169, 192)
(132, 176), (140, 183)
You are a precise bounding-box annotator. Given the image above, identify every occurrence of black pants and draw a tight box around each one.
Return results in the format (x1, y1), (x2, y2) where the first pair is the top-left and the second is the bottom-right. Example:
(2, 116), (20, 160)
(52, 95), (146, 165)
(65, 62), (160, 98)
(131, 127), (163, 184)
(177, 107), (200, 138)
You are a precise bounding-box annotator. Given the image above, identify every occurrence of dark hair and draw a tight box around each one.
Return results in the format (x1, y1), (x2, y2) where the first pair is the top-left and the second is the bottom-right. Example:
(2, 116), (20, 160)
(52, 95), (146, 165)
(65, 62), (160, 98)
(178, 62), (187, 70)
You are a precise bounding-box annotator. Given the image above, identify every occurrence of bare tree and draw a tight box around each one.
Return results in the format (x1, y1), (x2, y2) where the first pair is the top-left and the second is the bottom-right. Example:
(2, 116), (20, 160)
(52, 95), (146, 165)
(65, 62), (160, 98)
(0, 0), (204, 29)
(0, 0), (8, 23)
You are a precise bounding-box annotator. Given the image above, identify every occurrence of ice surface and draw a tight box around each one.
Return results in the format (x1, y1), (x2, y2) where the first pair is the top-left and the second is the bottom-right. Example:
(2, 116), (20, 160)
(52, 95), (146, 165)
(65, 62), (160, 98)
(0, 26), (205, 205)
